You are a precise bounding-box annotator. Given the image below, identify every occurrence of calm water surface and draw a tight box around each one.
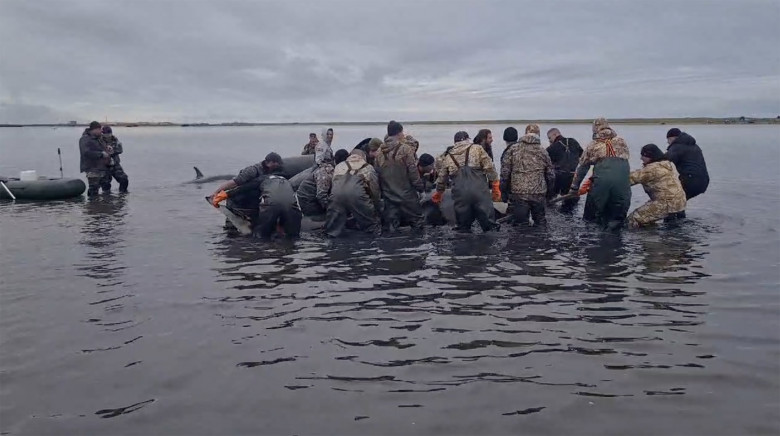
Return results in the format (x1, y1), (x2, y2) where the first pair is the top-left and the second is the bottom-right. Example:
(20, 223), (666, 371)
(1, 124), (779, 435)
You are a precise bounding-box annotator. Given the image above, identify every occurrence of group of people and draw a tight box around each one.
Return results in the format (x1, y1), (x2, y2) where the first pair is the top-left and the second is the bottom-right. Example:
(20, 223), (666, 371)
(78, 121), (129, 196)
(209, 118), (710, 239)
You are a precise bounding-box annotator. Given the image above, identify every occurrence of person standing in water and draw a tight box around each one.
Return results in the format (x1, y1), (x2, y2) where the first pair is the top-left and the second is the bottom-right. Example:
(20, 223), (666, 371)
(99, 126), (129, 193)
(569, 118), (632, 230)
(433, 131), (501, 232)
(375, 121), (424, 231)
(296, 142), (335, 218)
(665, 128), (709, 201)
(500, 124), (555, 226)
(212, 153), (301, 238)
(79, 121), (111, 197)
(627, 143), (687, 228)
(546, 127), (582, 211)
(325, 149), (382, 237)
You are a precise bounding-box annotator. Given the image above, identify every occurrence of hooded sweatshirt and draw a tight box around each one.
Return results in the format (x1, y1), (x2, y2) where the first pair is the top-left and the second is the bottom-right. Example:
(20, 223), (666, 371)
(500, 133), (555, 198)
(665, 132), (709, 187)
(571, 119), (630, 189)
(374, 135), (424, 203)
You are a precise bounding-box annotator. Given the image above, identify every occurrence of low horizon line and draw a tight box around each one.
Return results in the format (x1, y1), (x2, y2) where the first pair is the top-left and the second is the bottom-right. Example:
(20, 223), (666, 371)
(2, 115), (778, 128)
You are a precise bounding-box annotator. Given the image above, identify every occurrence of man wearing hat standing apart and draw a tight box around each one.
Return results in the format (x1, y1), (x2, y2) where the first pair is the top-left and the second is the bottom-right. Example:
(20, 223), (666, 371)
(99, 125), (129, 193)
(664, 128), (709, 201)
(375, 121), (425, 231)
(79, 121), (111, 197)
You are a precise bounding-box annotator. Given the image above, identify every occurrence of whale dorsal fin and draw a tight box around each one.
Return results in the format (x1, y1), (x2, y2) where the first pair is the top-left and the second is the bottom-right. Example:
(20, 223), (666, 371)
(194, 166), (204, 179)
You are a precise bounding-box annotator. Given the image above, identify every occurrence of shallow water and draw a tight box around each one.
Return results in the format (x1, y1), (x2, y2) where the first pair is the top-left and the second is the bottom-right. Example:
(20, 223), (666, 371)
(1, 124), (779, 435)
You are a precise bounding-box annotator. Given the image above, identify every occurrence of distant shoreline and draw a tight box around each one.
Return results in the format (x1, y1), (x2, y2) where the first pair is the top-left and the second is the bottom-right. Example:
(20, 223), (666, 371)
(1, 117), (778, 128)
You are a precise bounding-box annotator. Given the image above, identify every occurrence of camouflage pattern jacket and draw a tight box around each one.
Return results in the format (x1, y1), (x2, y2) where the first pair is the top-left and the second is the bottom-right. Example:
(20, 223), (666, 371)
(100, 135), (124, 164)
(332, 154), (381, 206)
(629, 160), (686, 209)
(435, 140), (498, 192)
(572, 127), (630, 188)
(500, 134), (555, 199)
(374, 135), (424, 199)
(313, 163), (334, 208)
(301, 142), (317, 155)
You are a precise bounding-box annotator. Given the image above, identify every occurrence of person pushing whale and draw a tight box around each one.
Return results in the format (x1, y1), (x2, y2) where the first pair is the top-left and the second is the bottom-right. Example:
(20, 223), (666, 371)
(211, 153), (301, 238)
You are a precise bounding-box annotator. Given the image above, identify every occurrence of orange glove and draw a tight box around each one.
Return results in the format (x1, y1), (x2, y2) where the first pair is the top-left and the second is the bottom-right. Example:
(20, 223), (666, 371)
(578, 178), (593, 196)
(212, 190), (228, 208)
(491, 181), (502, 202)
(431, 190), (444, 205)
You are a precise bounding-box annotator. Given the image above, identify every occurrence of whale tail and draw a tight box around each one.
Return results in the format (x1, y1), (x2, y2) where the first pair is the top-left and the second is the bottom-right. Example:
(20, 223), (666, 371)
(193, 166), (204, 180)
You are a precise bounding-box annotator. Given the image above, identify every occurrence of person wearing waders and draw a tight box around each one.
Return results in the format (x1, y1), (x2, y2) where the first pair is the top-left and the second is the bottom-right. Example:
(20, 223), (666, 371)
(325, 149), (382, 237)
(500, 124), (555, 226)
(664, 128), (709, 205)
(432, 131), (501, 232)
(79, 121), (111, 197)
(375, 121), (425, 231)
(211, 153), (301, 238)
(99, 126), (129, 193)
(569, 118), (632, 230)
(296, 143), (334, 218)
(546, 127), (582, 212)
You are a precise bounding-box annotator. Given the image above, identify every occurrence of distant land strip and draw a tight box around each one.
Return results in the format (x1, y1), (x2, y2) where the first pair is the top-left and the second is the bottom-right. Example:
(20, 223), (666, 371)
(2, 116), (778, 128)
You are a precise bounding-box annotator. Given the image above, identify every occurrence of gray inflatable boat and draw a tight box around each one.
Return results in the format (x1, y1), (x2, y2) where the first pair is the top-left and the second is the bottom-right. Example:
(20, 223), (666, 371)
(0, 177), (86, 200)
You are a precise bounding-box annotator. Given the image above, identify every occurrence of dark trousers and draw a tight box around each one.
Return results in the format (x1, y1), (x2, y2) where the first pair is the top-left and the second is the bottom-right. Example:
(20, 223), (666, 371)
(254, 205), (302, 239)
(553, 171), (578, 212)
(452, 191), (497, 232)
(97, 164), (129, 192)
(325, 197), (379, 237)
(382, 199), (423, 231)
(681, 176), (708, 200)
(507, 195), (546, 226)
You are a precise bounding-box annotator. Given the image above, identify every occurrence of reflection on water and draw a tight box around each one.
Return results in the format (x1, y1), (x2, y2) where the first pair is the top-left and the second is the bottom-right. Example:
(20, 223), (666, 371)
(74, 195), (141, 352)
(205, 219), (713, 415)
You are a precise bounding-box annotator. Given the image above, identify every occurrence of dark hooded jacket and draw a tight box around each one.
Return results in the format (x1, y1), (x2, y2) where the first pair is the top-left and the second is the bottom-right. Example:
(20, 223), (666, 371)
(79, 129), (109, 173)
(665, 132), (709, 199)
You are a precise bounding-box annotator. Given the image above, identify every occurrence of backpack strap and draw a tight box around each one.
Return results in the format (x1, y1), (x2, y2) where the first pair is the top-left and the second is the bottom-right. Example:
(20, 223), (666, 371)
(465, 145), (472, 167)
(447, 152), (460, 169)
(345, 161), (369, 175)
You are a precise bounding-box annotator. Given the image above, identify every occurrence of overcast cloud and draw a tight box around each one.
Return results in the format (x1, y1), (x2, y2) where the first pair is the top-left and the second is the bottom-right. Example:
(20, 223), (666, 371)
(1, 0), (778, 123)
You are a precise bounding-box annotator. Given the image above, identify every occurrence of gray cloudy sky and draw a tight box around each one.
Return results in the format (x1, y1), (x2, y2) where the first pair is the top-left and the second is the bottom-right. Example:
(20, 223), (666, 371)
(1, 0), (778, 123)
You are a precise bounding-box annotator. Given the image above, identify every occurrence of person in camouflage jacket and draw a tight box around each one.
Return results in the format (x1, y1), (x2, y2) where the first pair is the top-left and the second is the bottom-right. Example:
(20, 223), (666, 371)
(99, 126), (129, 192)
(325, 149), (381, 237)
(433, 131), (500, 232)
(500, 124), (555, 226)
(628, 143), (687, 228)
(301, 133), (319, 155)
(375, 121), (424, 231)
(570, 118), (632, 230)
(297, 142), (334, 217)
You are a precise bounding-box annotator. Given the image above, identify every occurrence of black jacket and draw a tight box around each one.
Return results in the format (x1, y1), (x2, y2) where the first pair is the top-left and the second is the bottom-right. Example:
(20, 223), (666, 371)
(79, 130), (107, 173)
(665, 132), (709, 197)
(546, 135), (583, 173)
